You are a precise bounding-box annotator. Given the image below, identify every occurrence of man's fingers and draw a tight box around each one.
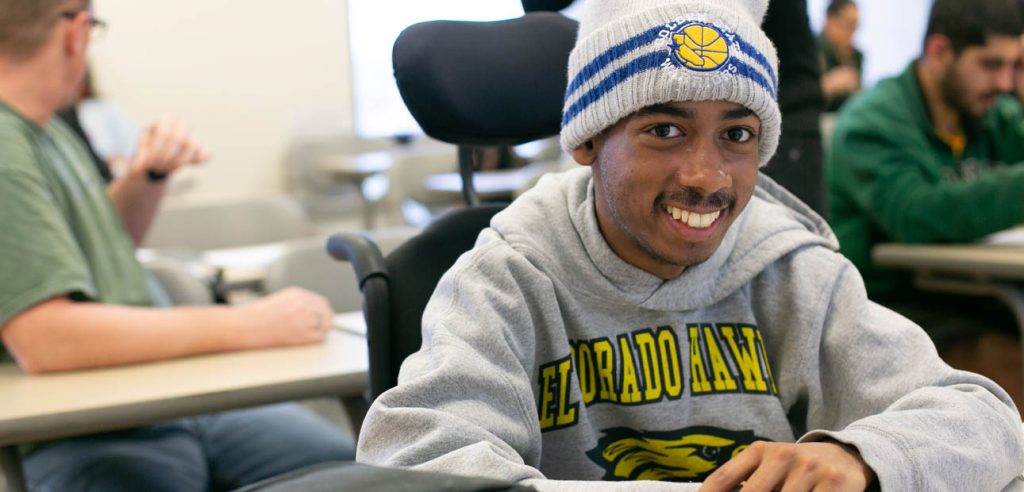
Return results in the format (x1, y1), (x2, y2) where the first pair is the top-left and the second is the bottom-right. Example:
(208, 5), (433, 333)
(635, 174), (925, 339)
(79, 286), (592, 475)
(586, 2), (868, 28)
(134, 116), (208, 176)
(742, 446), (798, 491)
(699, 442), (764, 491)
(778, 462), (818, 492)
(183, 135), (209, 165)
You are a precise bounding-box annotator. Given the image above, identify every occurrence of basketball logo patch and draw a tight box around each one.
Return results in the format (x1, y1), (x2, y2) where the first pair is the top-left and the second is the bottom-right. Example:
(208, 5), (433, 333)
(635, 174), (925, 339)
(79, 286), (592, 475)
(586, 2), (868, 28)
(668, 22), (730, 72)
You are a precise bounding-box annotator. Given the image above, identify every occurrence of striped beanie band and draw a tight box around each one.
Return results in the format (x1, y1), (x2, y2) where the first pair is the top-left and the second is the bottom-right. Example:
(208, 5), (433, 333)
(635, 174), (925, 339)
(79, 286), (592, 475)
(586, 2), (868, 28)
(560, 0), (781, 167)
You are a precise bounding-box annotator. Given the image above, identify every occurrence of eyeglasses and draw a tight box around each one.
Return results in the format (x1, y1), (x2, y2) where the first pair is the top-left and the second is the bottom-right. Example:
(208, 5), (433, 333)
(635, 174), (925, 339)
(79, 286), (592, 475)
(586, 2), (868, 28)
(59, 11), (108, 39)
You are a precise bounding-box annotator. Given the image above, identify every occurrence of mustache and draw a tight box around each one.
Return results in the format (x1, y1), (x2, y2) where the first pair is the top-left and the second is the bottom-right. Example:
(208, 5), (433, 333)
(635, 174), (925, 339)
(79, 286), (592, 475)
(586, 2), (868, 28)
(659, 187), (737, 210)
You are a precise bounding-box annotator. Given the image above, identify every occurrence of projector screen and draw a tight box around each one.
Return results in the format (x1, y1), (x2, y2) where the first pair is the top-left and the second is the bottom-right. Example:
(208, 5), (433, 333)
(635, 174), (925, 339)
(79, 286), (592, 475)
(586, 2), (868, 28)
(347, 1), (527, 139)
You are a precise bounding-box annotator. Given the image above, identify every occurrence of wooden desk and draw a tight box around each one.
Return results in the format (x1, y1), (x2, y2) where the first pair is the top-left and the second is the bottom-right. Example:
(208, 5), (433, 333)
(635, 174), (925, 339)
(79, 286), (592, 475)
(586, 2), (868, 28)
(0, 315), (367, 491)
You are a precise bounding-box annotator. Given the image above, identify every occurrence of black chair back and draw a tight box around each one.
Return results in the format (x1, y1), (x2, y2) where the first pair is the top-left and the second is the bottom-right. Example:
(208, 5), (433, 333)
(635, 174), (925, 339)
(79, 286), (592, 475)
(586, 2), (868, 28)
(328, 11), (577, 401)
(393, 12), (577, 205)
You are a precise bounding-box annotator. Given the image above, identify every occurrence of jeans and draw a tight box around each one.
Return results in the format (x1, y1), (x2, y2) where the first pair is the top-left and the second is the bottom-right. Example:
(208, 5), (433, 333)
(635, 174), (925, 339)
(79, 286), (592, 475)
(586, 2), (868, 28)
(22, 403), (355, 492)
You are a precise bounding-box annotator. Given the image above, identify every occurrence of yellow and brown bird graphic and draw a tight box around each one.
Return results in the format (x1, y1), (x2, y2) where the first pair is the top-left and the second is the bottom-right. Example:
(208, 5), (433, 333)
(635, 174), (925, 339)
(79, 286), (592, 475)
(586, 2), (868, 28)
(587, 426), (767, 481)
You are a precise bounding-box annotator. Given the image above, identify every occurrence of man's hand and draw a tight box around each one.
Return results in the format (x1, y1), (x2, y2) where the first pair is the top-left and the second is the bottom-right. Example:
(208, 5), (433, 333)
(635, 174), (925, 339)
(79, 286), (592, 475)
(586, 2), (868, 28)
(822, 66), (861, 97)
(235, 287), (335, 349)
(699, 441), (875, 492)
(128, 115), (209, 180)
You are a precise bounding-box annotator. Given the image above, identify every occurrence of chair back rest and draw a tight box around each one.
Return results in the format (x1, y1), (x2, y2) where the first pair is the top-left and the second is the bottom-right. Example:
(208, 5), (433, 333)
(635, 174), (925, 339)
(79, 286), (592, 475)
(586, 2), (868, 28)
(143, 257), (214, 306)
(393, 13), (577, 147)
(144, 194), (313, 250)
(265, 227), (419, 313)
(393, 12), (578, 204)
(358, 11), (577, 398)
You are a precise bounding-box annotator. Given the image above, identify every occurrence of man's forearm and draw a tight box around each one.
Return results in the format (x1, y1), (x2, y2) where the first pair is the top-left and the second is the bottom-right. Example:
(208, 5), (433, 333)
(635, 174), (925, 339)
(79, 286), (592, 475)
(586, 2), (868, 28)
(1, 297), (249, 373)
(106, 172), (167, 246)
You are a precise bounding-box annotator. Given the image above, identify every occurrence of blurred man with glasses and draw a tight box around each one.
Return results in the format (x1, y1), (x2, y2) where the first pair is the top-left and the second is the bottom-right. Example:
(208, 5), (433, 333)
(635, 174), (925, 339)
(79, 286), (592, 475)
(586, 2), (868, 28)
(0, 1), (355, 490)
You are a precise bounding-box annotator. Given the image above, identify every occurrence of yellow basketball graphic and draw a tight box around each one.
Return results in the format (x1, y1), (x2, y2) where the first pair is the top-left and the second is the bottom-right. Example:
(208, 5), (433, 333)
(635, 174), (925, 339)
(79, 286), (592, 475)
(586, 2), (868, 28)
(671, 23), (730, 71)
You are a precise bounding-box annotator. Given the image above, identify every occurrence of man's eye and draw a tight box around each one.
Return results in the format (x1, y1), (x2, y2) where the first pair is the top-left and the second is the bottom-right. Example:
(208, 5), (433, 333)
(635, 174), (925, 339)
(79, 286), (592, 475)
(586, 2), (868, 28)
(649, 124), (681, 138)
(725, 128), (754, 143)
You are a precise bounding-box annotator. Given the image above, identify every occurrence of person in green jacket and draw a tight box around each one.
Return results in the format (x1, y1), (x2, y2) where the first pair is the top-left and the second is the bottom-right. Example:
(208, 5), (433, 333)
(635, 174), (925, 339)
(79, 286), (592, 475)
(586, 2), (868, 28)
(827, 0), (1024, 407)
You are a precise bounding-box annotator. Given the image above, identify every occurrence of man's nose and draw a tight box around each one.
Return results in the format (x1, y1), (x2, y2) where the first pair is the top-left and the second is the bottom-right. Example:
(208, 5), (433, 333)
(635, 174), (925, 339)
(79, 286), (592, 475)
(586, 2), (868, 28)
(675, 138), (730, 195)
(996, 66), (1015, 93)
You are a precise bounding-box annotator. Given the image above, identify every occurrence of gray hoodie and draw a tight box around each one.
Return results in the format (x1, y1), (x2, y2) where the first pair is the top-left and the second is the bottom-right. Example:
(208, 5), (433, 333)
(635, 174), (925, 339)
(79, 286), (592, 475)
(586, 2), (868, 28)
(357, 167), (1024, 491)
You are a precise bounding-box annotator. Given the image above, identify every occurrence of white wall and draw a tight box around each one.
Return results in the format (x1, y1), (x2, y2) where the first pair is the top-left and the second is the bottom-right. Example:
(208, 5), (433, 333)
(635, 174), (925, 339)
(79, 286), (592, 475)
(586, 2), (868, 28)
(88, 0), (935, 202)
(89, 0), (353, 202)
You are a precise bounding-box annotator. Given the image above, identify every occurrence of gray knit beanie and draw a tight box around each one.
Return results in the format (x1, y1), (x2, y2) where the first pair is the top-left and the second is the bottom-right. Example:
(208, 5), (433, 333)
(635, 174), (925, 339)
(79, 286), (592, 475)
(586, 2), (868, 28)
(560, 0), (781, 167)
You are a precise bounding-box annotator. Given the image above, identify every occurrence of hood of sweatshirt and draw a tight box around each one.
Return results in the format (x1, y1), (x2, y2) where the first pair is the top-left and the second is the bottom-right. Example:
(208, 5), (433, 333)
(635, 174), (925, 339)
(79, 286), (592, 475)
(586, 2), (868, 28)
(489, 166), (838, 312)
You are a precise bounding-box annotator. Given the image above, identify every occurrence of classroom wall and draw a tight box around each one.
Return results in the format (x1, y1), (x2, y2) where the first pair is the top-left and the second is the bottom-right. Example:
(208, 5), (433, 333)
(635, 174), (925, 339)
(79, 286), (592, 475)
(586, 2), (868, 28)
(88, 0), (934, 203)
(88, 0), (354, 203)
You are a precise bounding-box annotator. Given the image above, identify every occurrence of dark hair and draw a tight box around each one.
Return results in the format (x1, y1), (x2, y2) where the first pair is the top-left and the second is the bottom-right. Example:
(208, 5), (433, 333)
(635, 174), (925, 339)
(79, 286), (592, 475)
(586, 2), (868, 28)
(926, 0), (1023, 53)
(826, 0), (856, 17)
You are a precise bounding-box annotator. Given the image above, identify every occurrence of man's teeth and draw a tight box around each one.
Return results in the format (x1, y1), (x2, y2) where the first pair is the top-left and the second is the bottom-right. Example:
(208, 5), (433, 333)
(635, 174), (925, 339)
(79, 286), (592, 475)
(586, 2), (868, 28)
(665, 205), (721, 229)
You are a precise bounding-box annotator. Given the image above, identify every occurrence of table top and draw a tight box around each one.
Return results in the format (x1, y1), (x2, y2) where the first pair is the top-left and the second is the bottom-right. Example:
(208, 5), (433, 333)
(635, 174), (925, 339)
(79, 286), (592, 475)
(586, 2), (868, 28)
(422, 161), (561, 198)
(872, 242), (1024, 280)
(0, 314), (367, 446)
(318, 151), (393, 178)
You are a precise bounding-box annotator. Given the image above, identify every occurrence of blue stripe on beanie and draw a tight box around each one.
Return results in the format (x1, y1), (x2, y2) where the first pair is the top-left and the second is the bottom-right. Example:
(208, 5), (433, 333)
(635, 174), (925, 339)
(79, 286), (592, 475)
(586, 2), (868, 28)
(561, 36), (774, 128)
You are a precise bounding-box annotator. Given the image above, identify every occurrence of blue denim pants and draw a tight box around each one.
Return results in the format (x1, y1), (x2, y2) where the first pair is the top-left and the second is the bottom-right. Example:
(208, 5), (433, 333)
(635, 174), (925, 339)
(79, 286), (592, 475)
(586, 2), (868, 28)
(22, 403), (355, 492)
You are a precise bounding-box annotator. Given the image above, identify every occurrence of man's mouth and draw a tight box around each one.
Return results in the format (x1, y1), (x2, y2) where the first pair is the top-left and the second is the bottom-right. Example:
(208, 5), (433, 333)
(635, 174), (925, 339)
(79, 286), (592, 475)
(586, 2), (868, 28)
(664, 205), (721, 229)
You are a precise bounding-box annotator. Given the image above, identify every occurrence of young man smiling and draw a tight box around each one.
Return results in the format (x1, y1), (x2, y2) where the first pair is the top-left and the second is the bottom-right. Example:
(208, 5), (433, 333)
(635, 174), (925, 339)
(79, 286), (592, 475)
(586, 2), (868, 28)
(827, 0), (1024, 407)
(582, 101), (761, 279)
(357, 0), (1024, 490)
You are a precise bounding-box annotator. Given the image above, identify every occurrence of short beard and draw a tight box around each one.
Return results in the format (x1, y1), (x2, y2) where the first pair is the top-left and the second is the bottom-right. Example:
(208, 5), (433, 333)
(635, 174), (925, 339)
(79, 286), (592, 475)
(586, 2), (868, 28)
(939, 64), (984, 122)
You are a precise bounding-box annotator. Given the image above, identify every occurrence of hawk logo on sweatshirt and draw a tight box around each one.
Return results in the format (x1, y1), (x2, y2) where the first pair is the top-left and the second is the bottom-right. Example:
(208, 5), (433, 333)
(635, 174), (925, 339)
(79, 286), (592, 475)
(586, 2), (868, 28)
(587, 426), (767, 481)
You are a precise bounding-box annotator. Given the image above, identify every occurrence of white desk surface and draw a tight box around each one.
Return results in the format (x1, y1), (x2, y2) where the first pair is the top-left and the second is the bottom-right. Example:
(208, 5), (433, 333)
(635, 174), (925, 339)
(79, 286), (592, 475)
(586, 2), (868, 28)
(872, 243), (1024, 279)
(318, 151), (393, 178)
(0, 314), (367, 447)
(202, 242), (291, 288)
(423, 161), (560, 196)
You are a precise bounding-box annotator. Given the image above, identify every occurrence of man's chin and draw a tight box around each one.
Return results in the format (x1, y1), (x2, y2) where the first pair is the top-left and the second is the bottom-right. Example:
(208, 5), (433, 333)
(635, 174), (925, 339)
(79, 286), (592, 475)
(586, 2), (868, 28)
(974, 95), (1000, 115)
(669, 249), (716, 270)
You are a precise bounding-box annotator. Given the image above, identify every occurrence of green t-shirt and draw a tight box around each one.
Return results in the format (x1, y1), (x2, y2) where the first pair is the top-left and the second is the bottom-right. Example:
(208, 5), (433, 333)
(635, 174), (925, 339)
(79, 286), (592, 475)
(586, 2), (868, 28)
(826, 62), (1024, 298)
(0, 100), (160, 361)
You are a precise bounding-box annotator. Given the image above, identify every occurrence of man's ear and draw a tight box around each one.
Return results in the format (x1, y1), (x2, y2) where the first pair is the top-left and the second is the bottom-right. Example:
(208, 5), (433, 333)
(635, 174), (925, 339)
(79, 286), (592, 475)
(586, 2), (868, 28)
(923, 34), (954, 66)
(61, 14), (88, 58)
(572, 140), (597, 166)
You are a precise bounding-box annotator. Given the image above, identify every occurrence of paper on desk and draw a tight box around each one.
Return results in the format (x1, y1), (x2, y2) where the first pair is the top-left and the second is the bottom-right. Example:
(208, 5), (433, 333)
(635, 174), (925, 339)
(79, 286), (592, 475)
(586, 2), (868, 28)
(202, 243), (287, 271)
(333, 310), (367, 335)
(981, 227), (1024, 246)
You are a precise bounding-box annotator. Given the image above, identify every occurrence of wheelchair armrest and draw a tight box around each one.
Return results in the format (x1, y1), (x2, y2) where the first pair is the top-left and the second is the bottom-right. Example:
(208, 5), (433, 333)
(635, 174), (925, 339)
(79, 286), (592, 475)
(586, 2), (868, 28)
(326, 232), (389, 289)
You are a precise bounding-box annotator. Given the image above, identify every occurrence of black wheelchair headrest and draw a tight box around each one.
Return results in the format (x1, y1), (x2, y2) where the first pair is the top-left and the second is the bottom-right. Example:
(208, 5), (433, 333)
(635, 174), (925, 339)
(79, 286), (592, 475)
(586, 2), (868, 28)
(522, 0), (575, 12)
(392, 12), (578, 147)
